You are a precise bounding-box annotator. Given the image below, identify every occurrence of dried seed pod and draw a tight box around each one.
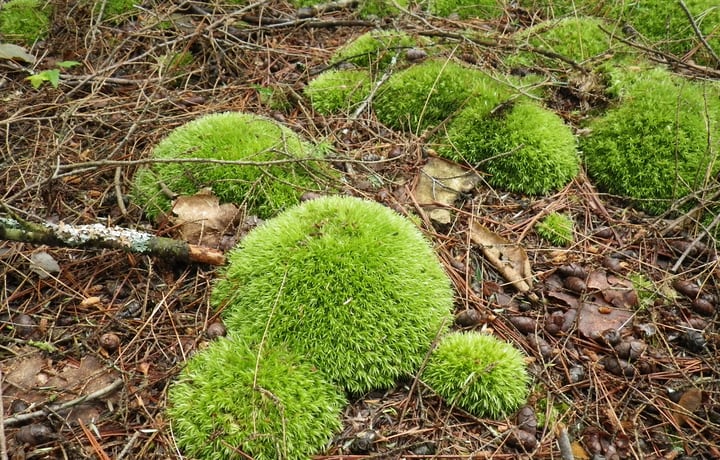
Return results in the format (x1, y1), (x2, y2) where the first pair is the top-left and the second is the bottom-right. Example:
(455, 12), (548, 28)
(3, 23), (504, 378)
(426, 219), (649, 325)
(509, 316), (537, 334)
(673, 279), (701, 299)
(691, 298), (715, 316)
(507, 428), (538, 450)
(516, 405), (537, 436)
(350, 429), (380, 453)
(527, 333), (553, 359)
(99, 332), (121, 352)
(9, 399), (28, 415)
(563, 276), (586, 293)
(455, 309), (482, 327)
(593, 227), (613, 239)
(545, 311), (565, 336)
(406, 48), (428, 61)
(13, 314), (37, 339)
(614, 340), (646, 360)
(567, 365), (586, 384)
(602, 255), (623, 272)
(600, 328), (622, 346)
(601, 356), (636, 377)
(558, 264), (587, 279)
(15, 423), (55, 446)
(206, 322), (227, 339)
(681, 330), (706, 353)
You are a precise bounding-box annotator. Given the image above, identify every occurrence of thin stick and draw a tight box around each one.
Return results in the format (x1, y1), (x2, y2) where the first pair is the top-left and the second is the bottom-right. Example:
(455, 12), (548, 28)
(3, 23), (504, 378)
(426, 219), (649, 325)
(0, 370), (8, 460)
(3, 378), (124, 427)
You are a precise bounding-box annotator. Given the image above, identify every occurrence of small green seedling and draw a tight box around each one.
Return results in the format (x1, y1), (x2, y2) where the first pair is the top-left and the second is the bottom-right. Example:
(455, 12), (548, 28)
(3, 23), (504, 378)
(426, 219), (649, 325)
(26, 61), (80, 89)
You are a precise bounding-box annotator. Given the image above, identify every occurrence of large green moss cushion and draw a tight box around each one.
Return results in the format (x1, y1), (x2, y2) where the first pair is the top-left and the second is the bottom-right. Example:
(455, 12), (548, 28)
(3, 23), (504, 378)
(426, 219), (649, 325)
(131, 112), (334, 220)
(212, 195), (455, 393)
(167, 337), (346, 460)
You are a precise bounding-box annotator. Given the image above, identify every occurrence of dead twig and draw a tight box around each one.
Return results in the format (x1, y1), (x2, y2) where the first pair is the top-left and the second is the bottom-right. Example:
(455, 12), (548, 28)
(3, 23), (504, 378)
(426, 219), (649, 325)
(678, 0), (720, 66)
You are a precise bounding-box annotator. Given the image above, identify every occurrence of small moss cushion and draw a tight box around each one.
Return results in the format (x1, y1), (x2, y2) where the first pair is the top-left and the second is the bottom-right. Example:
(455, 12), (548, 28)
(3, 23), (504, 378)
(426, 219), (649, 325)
(423, 331), (530, 419)
(536, 212), (574, 246)
(305, 69), (372, 115)
(582, 67), (720, 214)
(167, 337), (346, 460)
(330, 30), (421, 70)
(0, 0), (52, 44)
(132, 112), (333, 220)
(213, 195), (455, 394)
(438, 99), (579, 195)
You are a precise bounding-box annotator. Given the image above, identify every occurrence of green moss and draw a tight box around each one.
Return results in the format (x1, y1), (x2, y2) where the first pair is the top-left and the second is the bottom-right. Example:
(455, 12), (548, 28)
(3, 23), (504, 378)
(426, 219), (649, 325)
(427, 0), (506, 19)
(581, 67), (720, 214)
(131, 112), (334, 220)
(437, 99), (579, 195)
(167, 337), (345, 460)
(0, 0), (52, 45)
(305, 70), (373, 115)
(374, 59), (506, 132)
(92, 0), (136, 19)
(423, 332), (530, 419)
(536, 212), (574, 246)
(516, 0), (610, 18)
(506, 16), (625, 68)
(213, 196), (455, 394)
(357, 0), (410, 18)
(607, 0), (720, 66)
(331, 30), (421, 70)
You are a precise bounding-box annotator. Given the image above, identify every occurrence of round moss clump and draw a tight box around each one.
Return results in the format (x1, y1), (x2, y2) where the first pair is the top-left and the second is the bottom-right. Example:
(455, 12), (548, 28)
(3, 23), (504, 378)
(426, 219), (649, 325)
(131, 112), (334, 220)
(0, 0), (52, 44)
(305, 70), (372, 115)
(437, 99), (579, 195)
(374, 59), (507, 132)
(427, 0), (505, 19)
(536, 212), (574, 246)
(582, 67), (720, 214)
(213, 195), (455, 394)
(423, 331), (530, 419)
(167, 337), (346, 460)
(330, 30), (423, 69)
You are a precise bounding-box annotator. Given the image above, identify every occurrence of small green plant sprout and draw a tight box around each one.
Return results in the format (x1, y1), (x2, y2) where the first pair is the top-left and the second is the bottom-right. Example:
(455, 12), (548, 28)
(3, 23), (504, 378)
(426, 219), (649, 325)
(213, 195), (455, 394)
(330, 30), (422, 70)
(0, 0), (52, 45)
(426, 0), (505, 19)
(437, 98), (579, 195)
(305, 69), (373, 115)
(423, 331), (530, 419)
(131, 112), (336, 220)
(26, 60), (81, 89)
(373, 59), (507, 133)
(167, 337), (346, 460)
(505, 17), (625, 70)
(628, 272), (656, 309)
(581, 66), (720, 214)
(536, 212), (574, 246)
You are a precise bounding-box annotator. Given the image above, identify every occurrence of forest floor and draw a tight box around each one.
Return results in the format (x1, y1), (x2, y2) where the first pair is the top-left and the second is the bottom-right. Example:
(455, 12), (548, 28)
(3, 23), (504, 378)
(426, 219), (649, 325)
(1, 1), (719, 459)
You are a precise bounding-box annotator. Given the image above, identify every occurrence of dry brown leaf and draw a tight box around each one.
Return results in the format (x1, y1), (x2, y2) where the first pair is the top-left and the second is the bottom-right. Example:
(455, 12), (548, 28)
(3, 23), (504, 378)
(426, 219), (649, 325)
(171, 189), (240, 247)
(586, 270), (638, 308)
(414, 157), (479, 224)
(469, 220), (533, 292)
(576, 294), (632, 340)
(672, 388), (703, 427)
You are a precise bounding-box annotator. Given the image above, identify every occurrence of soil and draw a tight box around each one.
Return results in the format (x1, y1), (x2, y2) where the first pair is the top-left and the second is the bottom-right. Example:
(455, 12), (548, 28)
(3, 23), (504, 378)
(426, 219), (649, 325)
(1, 1), (719, 459)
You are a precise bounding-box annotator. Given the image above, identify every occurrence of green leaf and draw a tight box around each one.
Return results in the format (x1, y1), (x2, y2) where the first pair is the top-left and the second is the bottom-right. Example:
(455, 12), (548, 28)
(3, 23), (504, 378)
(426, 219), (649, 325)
(25, 73), (47, 89)
(57, 60), (80, 69)
(41, 69), (61, 88)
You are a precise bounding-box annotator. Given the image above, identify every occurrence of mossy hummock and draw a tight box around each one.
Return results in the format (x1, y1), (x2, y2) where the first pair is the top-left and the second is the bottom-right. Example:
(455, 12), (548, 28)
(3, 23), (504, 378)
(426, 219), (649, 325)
(582, 67), (720, 214)
(330, 30), (422, 69)
(0, 0), (52, 44)
(167, 337), (346, 460)
(131, 112), (334, 220)
(213, 195), (455, 394)
(437, 99), (579, 195)
(423, 331), (530, 419)
(305, 69), (373, 115)
(427, 0), (505, 19)
(536, 212), (574, 246)
(374, 59), (505, 132)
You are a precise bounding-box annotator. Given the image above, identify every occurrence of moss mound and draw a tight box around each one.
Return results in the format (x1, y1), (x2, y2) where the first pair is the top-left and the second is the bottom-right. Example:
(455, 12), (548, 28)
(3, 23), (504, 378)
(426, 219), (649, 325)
(427, 0), (505, 19)
(0, 0), (52, 45)
(330, 30), (422, 70)
(213, 195), (455, 394)
(582, 67), (720, 214)
(536, 212), (574, 246)
(305, 69), (372, 115)
(507, 16), (624, 68)
(131, 112), (334, 220)
(437, 99), (579, 195)
(423, 332), (530, 419)
(167, 337), (345, 460)
(374, 59), (506, 132)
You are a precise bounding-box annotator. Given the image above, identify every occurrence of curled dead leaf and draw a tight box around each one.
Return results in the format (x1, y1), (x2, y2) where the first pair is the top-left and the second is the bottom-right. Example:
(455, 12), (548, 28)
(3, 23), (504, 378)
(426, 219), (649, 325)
(468, 220), (533, 293)
(171, 189), (241, 248)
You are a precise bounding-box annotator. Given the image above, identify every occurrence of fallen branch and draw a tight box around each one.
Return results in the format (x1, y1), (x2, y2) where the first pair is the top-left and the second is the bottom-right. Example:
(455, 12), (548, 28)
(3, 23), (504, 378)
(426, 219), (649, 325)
(0, 217), (225, 266)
